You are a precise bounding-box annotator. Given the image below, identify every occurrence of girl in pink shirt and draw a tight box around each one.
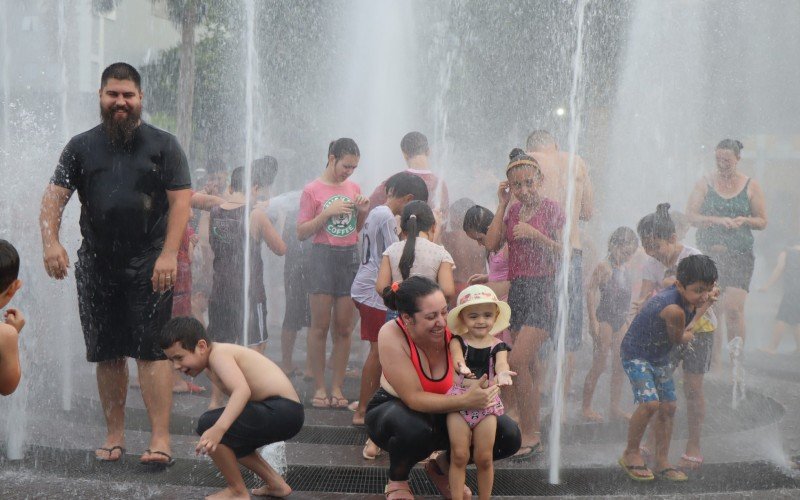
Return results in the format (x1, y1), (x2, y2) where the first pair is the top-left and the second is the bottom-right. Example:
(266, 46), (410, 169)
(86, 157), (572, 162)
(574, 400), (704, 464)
(297, 138), (370, 408)
(484, 148), (565, 456)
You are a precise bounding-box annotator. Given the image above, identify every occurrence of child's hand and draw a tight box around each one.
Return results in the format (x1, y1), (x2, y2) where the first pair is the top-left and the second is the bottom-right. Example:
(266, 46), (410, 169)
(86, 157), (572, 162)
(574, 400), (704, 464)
(456, 361), (475, 378)
(4, 308), (24, 333)
(196, 425), (225, 455)
(467, 274), (488, 285)
(495, 370), (516, 386)
(512, 222), (542, 241)
(323, 198), (354, 218)
(681, 331), (695, 344)
(497, 181), (511, 205)
(354, 194), (370, 214)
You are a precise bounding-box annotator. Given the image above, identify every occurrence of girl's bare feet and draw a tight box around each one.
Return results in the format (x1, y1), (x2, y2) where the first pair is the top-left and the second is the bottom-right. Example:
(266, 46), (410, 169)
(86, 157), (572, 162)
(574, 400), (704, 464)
(252, 480), (292, 498)
(582, 408), (604, 422)
(206, 486), (250, 499)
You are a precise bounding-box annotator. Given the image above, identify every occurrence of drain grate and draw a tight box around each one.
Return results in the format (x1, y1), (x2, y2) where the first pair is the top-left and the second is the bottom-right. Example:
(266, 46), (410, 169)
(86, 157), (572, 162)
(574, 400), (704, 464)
(4, 445), (800, 496)
(292, 425), (369, 446)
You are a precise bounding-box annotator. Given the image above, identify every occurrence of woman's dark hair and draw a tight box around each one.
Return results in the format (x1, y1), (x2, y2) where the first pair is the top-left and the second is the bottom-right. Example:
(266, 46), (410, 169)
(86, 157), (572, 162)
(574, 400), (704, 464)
(506, 148), (541, 177)
(158, 316), (210, 351)
(382, 276), (441, 316)
(637, 203), (676, 242)
(463, 205), (494, 234)
(716, 139), (743, 158)
(328, 137), (360, 161)
(398, 201), (436, 279)
(229, 160), (271, 192)
(385, 171), (429, 203)
(608, 226), (638, 252)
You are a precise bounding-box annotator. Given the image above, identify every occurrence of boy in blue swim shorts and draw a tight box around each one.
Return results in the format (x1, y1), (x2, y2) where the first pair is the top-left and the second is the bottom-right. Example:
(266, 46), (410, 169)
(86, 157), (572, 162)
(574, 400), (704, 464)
(618, 254), (717, 482)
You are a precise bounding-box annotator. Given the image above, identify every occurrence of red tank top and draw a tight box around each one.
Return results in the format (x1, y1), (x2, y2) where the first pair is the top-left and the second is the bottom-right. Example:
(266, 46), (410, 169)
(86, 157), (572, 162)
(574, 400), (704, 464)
(396, 318), (453, 394)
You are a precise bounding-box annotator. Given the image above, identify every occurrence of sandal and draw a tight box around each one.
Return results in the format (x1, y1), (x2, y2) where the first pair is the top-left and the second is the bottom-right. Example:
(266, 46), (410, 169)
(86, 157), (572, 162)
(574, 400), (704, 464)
(679, 454), (704, 470)
(95, 445), (125, 462)
(512, 441), (543, 460)
(311, 396), (330, 408)
(618, 457), (654, 481)
(384, 480), (414, 499)
(330, 396), (350, 409)
(140, 449), (175, 467)
(657, 467), (688, 482)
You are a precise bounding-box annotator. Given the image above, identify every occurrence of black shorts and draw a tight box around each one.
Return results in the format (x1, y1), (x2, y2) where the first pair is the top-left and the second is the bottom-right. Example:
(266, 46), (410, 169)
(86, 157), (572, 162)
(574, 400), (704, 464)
(508, 276), (557, 333)
(282, 257), (311, 332)
(308, 244), (358, 296)
(75, 248), (172, 362)
(776, 294), (800, 326)
(207, 298), (268, 346)
(714, 250), (755, 292)
(197, 396), (304, 458)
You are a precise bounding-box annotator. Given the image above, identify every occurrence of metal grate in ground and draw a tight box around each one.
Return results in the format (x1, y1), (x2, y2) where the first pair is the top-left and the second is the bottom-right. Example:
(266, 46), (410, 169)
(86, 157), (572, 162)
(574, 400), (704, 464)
(291, 425), (369, 446)
(4, 445), (799, 496)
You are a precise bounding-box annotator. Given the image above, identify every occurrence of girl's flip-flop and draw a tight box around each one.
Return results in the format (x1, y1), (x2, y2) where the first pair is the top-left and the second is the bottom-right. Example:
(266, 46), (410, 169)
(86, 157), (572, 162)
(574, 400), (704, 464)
(311, 396), (330, 408)
(657, 467), (688, 482)
(95, 446), (125, 462)
(679, 454), (704, 470)
(618, 457), (654, 481)
(384, 480), (414, 499)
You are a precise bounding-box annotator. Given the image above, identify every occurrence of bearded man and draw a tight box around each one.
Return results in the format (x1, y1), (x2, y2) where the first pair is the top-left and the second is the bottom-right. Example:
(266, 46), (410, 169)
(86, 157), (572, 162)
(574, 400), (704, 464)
(39, 62), (192, 465)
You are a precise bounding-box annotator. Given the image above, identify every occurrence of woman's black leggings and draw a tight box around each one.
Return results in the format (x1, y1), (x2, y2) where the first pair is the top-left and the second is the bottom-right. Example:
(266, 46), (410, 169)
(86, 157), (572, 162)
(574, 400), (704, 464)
(365, 392), (521, 481)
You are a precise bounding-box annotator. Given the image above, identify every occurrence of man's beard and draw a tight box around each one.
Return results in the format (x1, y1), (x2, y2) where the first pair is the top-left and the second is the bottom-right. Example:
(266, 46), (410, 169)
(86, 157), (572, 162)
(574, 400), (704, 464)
(100, 103), (141, 147)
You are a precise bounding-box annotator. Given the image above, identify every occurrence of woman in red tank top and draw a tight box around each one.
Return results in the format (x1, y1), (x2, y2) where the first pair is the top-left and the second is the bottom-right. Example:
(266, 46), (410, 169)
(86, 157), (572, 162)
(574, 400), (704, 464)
(364, 277), (520, 499)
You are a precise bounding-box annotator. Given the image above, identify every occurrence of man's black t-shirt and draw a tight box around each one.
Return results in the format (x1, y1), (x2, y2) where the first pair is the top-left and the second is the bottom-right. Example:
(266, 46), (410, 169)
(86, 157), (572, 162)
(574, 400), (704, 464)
(51, 123), (191, 262)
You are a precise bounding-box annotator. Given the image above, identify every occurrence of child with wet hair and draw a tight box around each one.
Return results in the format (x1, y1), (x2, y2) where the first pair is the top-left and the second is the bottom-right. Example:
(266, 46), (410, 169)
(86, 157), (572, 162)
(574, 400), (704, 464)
(619, 255), (718, 482)
(160, 316), (303, 499)
(376, 200), (456, 311)
(483, 148), (566, 456)
(0, 239), (23, 396)
(634, 202), (719, 471)
(445, 285), (515, 500)
(582, 227), (639, 422)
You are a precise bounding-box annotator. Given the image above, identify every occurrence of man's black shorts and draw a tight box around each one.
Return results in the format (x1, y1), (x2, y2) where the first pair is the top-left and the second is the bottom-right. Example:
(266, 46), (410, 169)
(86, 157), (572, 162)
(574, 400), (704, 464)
(76, 247), (173, 362)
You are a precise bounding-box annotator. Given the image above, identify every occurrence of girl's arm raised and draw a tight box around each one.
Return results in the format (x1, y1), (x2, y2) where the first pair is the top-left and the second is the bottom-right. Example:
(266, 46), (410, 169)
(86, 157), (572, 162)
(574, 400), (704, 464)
(484, 182), (510, 252)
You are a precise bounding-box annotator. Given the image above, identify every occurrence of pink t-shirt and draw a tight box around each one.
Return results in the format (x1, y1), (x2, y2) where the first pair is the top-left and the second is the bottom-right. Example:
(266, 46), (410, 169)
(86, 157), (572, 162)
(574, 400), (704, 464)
(505, 199), (565, 279)
(298, 179), (362, 246)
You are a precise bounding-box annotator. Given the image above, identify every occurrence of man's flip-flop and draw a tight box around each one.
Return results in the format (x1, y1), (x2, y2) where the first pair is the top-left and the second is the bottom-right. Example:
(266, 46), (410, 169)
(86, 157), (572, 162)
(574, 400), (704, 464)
(423, 459), (471, 499)
(140, 449), (175, 467)
(95, 446), (125, 462)
(618, 457), (654, 481)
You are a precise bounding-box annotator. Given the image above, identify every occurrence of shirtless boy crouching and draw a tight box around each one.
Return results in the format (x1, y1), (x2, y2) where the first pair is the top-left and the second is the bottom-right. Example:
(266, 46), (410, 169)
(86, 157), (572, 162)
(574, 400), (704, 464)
(160, 317), (304, 499)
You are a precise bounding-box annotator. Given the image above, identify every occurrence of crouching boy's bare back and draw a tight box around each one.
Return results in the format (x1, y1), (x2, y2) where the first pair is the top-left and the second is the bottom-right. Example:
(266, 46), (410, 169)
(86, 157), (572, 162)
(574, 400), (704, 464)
(204, 342), (299, 404)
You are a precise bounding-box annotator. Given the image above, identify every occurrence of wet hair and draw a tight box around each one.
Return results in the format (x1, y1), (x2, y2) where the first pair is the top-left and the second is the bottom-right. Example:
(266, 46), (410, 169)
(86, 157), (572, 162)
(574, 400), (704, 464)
(0, 239), (20, 293)
(506, 148), (541, 177)
(608, 226), (638, 252)
(398, 201), (436, 280)
(637, 203), (676, 242)
(229, 160), (272, 193)
(448, 198), (475, 230)
(525, 130), (556, 151)
(252, 155), (279, 186)
(677, 254), (718, 287)
(382, 276), (441, 316)
(400, 132), (429, 157)
(101, 62), (141, 89)
(328, 138), (360, 161)
(158, 316), (210, 351)
(463, 205), (494, 234)
(716, 139), (743, 158)
(385, 172), (429, 202)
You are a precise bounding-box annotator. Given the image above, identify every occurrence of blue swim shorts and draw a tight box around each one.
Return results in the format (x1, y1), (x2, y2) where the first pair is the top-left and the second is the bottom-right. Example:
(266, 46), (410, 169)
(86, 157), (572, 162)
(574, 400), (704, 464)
(622, 358), (676, 403)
